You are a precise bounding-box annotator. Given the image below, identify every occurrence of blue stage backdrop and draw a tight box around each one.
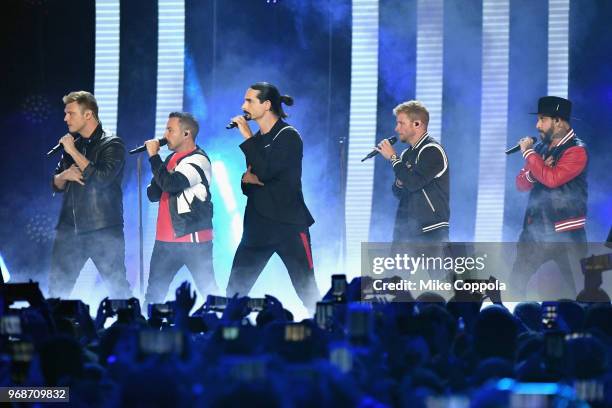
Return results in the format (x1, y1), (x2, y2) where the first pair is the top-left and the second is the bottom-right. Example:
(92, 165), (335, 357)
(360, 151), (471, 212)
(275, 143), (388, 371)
(0, 0), (610, 317)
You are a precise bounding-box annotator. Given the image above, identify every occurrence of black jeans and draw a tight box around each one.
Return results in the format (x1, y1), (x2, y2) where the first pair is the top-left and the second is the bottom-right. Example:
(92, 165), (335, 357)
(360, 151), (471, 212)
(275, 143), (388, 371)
(226, 230), (320, 314)
(49, 226), (132, 299)
(510, 228), (587, 299)
(145, 240), (217, 306)
(391, 227), (451, 281)
(417, 227), (449, 243)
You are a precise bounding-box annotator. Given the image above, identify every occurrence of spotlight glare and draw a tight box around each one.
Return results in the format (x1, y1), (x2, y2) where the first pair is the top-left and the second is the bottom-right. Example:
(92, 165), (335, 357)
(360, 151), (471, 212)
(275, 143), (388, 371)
(211, 161), (238, 213)
(0, 253), (10, 283)
(231, 214), (243, 246)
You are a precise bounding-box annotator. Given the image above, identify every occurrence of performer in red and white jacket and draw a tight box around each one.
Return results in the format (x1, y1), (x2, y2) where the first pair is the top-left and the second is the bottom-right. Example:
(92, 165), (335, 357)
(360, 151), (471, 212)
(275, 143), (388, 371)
(516, 128), (587, 236)
(143, 112), (218, 306)
(511, 96), (588, 298)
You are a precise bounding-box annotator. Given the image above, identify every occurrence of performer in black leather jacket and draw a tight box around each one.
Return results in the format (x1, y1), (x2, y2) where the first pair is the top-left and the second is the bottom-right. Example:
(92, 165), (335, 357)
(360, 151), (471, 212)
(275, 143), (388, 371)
(49, 91), (131, 299)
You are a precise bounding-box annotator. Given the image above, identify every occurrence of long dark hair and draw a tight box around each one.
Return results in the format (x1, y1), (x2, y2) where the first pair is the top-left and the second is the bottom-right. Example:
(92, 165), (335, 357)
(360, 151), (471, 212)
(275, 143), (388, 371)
(249, 82), (293, 118)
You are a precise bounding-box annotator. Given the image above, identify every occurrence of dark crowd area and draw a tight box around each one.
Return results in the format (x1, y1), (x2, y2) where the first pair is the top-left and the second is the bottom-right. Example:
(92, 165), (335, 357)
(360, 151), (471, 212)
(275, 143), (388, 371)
(1, 276), (611, 408)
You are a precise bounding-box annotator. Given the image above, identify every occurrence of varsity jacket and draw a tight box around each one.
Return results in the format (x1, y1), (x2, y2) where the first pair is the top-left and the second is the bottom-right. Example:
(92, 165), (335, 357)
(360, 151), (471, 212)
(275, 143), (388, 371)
(147, 146), (213, 237)
(391, 133), (450, 241)
(516, 129), (587, 236)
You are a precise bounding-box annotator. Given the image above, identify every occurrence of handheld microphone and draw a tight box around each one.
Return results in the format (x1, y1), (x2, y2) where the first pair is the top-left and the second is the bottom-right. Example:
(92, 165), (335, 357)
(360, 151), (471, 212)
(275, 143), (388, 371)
(47, 134), (81, 156)
(505, 137), (537, 155)
(129, 138), (168, 155)
(361, 136), (398, 162)
(226, 114), (251, 129)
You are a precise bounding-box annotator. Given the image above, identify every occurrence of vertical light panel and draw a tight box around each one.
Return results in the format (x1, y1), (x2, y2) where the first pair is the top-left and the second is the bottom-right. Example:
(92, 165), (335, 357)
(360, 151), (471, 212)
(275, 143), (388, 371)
(142, 0), (185, 294)
(94, 0), (120, 133)
(416, 0), (444, 141)
(474, 0), (510, 242)
(155, 0), (185, 136)
(547, 0), (569, 98)
(344, 0), (379, 276)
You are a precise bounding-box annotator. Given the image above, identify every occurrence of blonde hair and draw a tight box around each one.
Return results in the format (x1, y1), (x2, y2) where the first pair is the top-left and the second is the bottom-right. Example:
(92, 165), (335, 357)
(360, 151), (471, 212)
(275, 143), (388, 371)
(393, 100), (429, 126)
(63, 91), (99, 122)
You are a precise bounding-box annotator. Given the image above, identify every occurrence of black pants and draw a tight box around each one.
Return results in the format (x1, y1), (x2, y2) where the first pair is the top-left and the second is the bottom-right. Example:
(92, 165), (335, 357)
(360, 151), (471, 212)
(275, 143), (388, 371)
(417, 227), (449, 243)
(49, 226), (132, 299)
(226, 230), (319, 314)
(393, 226), (449, 243)
(145, 240), (217, 306)
(509, 228), (587, 299)
(391, 227), (451, 282)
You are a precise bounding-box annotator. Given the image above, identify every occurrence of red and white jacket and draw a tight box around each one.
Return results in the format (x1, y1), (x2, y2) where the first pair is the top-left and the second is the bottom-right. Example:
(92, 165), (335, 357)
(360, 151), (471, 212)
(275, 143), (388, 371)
(516, 129), (588, 235)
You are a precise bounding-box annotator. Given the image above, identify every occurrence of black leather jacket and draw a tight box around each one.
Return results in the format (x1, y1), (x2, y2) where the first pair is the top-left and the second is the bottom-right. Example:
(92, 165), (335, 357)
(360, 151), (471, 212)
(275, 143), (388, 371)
(52, 125), (125, 233)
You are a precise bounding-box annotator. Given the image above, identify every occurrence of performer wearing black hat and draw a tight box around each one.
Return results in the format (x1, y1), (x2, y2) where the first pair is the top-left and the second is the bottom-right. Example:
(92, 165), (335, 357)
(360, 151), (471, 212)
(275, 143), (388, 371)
(510, 96), (588, 298)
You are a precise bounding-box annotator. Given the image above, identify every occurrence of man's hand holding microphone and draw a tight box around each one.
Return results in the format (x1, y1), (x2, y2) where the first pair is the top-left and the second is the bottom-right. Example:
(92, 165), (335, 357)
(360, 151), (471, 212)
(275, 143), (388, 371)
(55, 134), (84, 186)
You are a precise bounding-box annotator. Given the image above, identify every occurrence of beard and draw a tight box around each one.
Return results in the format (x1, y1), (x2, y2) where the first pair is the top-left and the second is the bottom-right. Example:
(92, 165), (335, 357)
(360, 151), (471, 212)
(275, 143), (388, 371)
(539, 128), (554, 144)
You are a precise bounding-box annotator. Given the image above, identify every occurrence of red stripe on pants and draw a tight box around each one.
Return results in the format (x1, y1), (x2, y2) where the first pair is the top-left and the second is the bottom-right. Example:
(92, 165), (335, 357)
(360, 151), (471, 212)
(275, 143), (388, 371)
(299, 232), (314, 270)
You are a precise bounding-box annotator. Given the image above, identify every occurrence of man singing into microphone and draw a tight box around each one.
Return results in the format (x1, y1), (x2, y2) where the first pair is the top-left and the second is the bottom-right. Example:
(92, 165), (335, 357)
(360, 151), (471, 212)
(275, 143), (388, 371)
(143, 112), (218, 305)
(226, 82), (319, 314)
(49, 91), (132, 298)
(376, 100), (450, 242)
(510, 96), (588, 298)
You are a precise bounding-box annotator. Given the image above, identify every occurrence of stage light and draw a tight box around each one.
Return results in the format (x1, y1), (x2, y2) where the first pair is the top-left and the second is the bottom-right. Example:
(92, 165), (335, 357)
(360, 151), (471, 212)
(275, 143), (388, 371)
(211, 161), (243, 245)
(95, 0), (120, 133)
(345, 0), (379, 277)
(0, 253), (10, 283)
(25, 214), (55, 244)
(230, 214), (242, 246)
(475, 0), (510, 241)
(416, 0), (444, 142)
(154, 0), (185, 137)
(212, 161), (237, 213)
(23, 0), (47, 8)
(21, 95), (51, 124)
(548, 0), (570, 97)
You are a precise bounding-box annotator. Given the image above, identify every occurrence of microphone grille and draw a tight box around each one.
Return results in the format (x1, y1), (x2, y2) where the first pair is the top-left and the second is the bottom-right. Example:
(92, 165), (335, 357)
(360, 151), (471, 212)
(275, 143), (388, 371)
(389, 136), (398, 145)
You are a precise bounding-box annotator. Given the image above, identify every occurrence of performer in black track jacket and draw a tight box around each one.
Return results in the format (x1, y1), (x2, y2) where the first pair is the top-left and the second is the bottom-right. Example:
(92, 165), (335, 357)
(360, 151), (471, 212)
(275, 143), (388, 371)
(226, 82), (319, 314)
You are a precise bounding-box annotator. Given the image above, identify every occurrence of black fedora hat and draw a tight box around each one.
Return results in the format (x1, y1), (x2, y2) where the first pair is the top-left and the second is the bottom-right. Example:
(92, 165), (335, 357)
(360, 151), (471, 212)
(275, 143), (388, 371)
(530, 96), (572, 121)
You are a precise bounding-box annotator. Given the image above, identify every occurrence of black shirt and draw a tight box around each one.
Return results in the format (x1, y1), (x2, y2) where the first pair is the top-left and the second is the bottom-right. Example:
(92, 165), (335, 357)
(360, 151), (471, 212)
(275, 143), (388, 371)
(239, 119), (313, 246)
